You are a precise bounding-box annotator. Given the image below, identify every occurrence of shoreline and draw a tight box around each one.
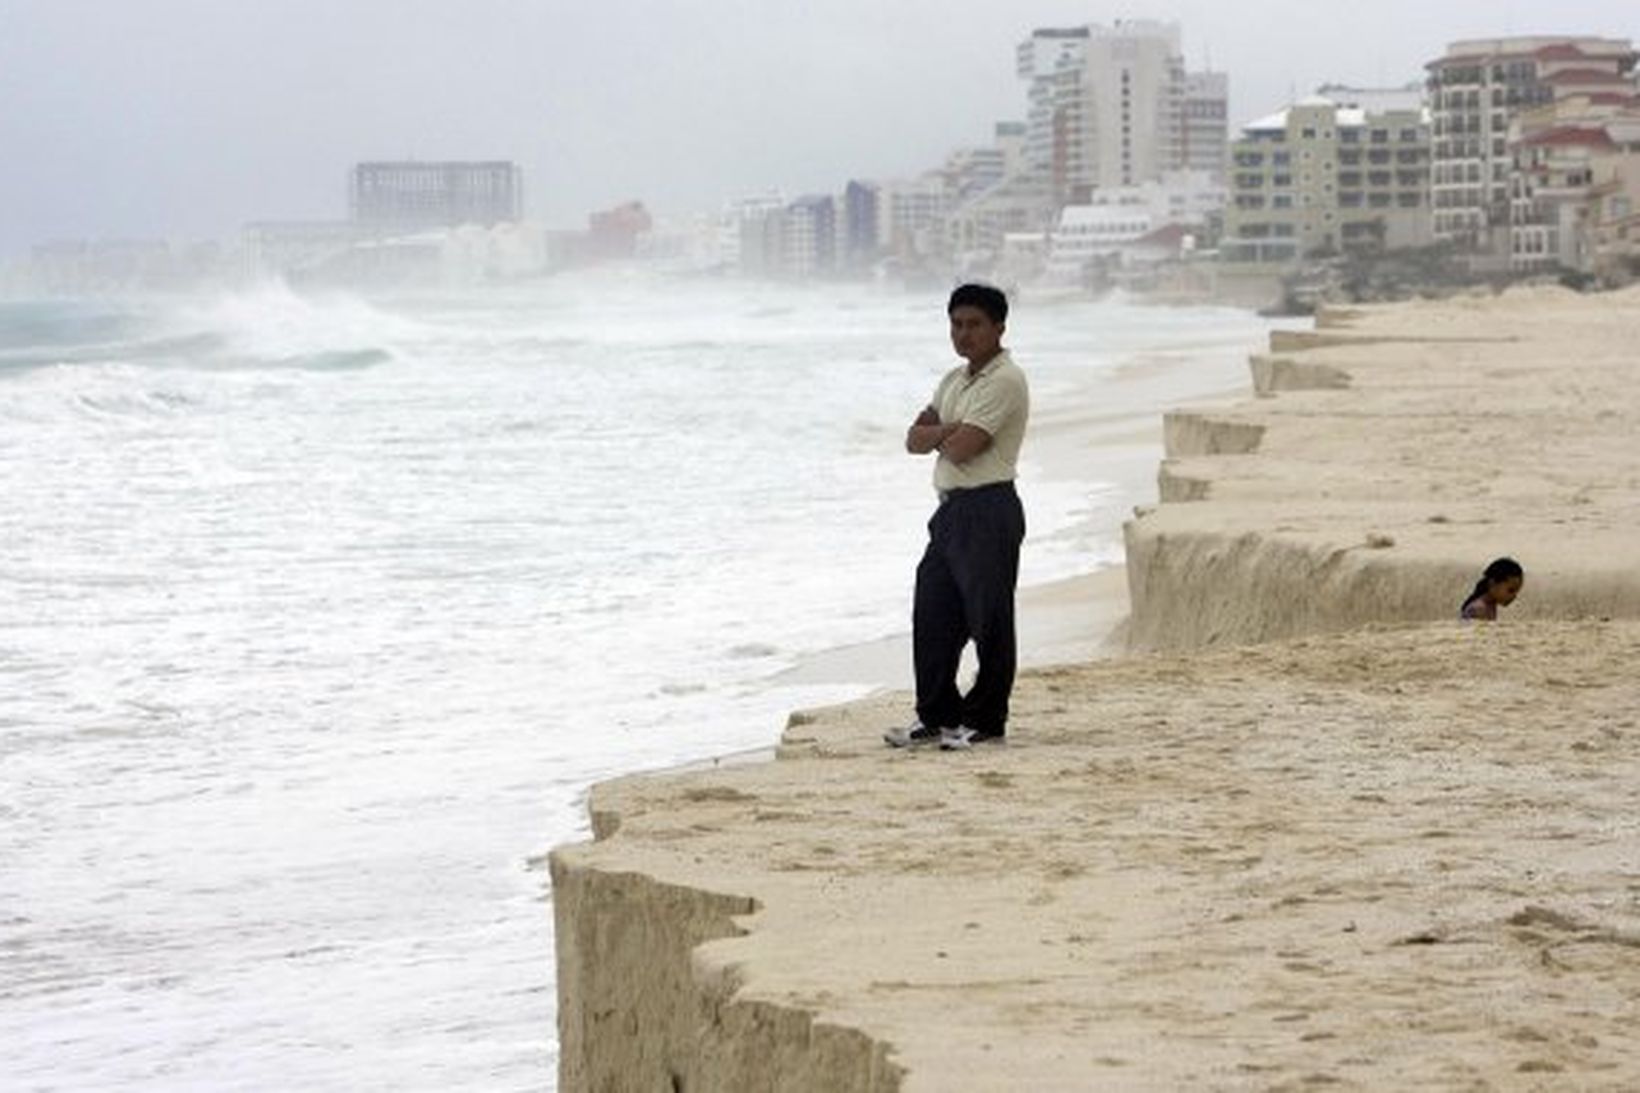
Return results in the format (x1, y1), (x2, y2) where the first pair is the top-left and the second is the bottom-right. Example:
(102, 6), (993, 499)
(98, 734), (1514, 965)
(771, 563), (1131, 692)
(551, 286), (1640, 1090)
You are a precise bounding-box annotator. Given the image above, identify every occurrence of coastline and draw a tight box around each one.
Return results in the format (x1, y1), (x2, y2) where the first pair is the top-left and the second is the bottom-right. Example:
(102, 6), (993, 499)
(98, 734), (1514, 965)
(551, 285), (1640, 1090)
(773, 564), (1131, 691)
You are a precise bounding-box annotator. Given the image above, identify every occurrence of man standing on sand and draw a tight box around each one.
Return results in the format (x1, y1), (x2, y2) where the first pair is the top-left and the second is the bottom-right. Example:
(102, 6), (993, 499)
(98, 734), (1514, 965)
(885, 283), (1029, 752)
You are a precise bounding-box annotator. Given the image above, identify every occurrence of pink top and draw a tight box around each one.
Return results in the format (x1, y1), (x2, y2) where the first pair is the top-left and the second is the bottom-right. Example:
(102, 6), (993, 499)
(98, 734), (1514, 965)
(1460, 597), (1498, 621)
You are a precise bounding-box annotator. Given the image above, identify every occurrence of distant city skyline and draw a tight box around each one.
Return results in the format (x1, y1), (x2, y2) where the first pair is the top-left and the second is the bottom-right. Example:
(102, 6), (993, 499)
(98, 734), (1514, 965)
(1, 0), (1637, 258)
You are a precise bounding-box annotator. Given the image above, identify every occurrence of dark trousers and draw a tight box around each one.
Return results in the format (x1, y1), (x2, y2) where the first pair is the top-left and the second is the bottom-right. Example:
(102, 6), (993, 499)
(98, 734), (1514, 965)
(913, 482), (1025, 736)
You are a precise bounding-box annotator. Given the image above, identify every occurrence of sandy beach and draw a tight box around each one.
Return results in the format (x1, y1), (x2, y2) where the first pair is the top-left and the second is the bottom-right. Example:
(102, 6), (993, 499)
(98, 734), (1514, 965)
(551, 286), (1640, 1091)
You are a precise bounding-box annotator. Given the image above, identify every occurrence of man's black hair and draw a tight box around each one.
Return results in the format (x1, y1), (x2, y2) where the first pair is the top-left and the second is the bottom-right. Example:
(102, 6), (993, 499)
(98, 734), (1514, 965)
(947, 283), (1008, 325)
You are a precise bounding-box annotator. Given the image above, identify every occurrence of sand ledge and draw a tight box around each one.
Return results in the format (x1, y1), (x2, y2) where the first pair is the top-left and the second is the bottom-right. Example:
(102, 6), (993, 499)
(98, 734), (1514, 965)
(550, 289), (1640, 1091)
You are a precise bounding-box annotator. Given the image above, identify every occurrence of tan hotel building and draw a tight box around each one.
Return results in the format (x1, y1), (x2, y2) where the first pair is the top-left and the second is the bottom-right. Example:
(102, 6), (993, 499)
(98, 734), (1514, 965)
(1220, 91), (1430, 265)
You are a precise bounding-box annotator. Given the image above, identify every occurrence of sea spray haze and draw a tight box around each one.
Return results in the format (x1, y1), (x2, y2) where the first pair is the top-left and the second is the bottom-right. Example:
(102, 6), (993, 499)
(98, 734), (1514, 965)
(0, 274), (1276, 1089)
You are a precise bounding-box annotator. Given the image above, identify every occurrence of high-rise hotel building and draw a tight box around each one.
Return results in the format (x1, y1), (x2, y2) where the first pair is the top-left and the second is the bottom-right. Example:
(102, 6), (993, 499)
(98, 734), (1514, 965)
(1426, 37), (1637, 251)
(1016, 21), (1227, 205)
(349, 161), (523, 230)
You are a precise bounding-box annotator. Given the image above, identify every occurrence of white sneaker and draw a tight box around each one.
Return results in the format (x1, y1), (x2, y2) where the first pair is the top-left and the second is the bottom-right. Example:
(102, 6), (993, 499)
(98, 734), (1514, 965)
(883, 721), (943, 748)
(939, 726), (1005, 751)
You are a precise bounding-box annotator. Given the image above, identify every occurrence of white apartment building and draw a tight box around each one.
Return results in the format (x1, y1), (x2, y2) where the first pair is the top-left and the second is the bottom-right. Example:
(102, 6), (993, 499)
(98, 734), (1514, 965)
(1426, 36), (1638, 256)
(720, 192), (786, 276)
(1182, 71), (1230, 181)
(943, 173), (1055, 266)
(1071, 169), (1223, 228)
(876, 175), (949, 259)
(1042, 168), (1220, 281)
(782, 195), (836, 278)
(1017, 28), (1092, 197)
(1016, 21), (1227, 204)
(1044, 205), (1155, 281)
(940, 124), (1026, 199)
(1066, 21), (1183, 193)
(936, 121), (1054, 263)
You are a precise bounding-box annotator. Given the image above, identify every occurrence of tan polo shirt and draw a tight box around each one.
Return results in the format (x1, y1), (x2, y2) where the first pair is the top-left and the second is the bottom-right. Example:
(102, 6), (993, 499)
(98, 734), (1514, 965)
(930, 349), (1029, 493)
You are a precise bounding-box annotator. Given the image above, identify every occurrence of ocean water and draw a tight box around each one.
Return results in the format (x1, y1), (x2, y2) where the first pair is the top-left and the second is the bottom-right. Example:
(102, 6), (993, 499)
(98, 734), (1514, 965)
(0, 274), (1277, 1090)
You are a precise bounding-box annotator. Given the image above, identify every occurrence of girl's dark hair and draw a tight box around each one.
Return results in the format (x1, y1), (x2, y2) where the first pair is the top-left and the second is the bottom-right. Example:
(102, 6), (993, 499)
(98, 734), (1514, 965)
(1462, 556), (1523, 610)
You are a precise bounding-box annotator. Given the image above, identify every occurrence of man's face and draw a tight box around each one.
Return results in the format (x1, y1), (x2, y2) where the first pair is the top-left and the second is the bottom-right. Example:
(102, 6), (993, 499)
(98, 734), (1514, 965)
(949, 305), (1004, 366)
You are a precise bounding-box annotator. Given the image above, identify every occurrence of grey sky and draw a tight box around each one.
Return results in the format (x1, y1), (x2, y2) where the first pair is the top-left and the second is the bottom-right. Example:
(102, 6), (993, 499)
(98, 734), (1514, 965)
(0, 0), (1635, 257)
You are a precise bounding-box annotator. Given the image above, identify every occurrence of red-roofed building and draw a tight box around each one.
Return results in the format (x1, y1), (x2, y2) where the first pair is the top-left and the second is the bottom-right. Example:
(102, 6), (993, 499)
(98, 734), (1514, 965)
(1508, 95), (1640, 272)
(1545, 69), (1635, 86)
(1535, 44), (1595, 62)
(1522, 126), (1619, 150)
(1426, 35), (1638, 265)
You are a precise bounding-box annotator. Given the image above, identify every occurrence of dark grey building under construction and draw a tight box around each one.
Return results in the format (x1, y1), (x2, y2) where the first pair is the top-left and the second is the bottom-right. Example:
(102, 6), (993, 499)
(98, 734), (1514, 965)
(349, 161), (523, 230)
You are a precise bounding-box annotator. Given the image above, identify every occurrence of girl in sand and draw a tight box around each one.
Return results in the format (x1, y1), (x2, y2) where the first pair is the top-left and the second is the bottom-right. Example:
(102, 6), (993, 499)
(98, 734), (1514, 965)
(1460, 557), (1523, 621)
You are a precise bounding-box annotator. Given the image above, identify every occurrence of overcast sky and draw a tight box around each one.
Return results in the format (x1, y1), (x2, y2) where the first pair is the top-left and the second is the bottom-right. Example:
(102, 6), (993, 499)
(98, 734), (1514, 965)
(0, 0), (1635, 257)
